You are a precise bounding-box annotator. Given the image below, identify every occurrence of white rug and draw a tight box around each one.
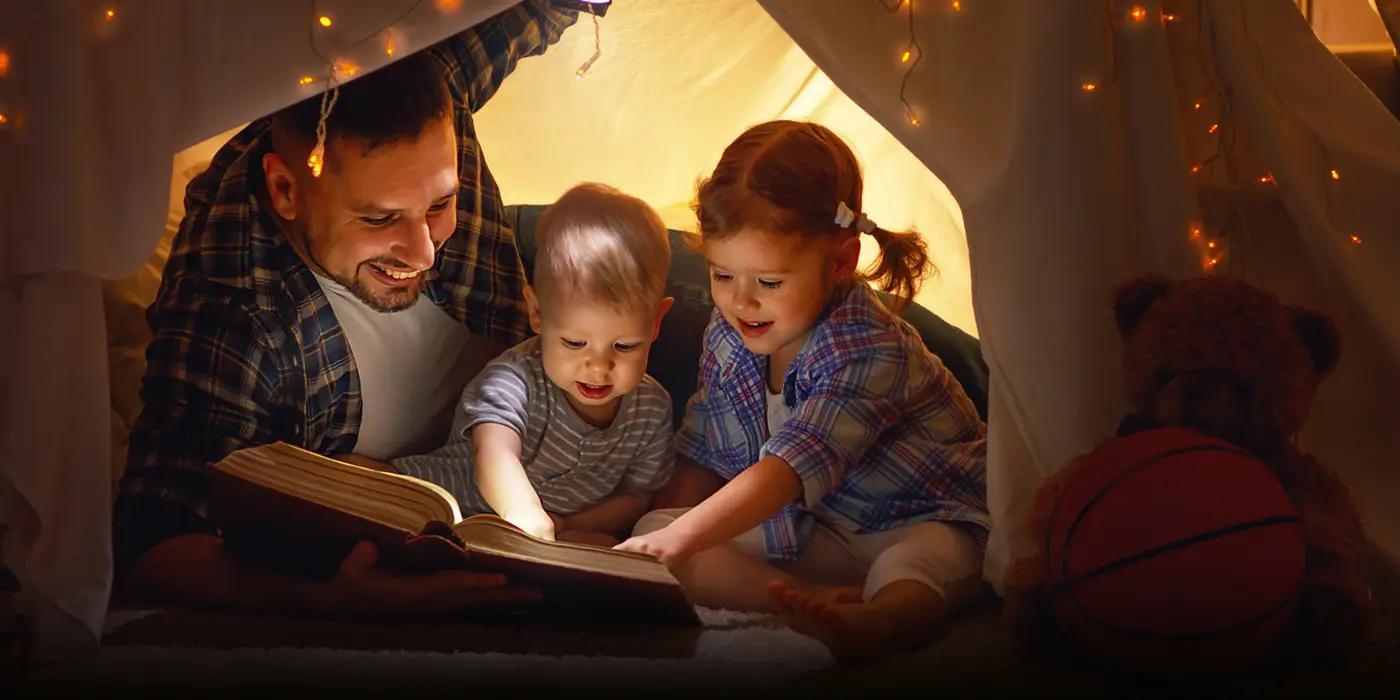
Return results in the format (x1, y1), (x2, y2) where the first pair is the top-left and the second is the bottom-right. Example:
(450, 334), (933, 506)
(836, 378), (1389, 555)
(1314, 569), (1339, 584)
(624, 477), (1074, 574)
(22, 606), (841, 695)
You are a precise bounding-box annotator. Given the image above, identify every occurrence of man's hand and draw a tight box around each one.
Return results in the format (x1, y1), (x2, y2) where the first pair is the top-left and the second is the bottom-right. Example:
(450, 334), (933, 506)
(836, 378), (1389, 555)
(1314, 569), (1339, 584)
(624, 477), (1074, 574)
(614, 526), (694, 570)
(327, 541), (540, 621)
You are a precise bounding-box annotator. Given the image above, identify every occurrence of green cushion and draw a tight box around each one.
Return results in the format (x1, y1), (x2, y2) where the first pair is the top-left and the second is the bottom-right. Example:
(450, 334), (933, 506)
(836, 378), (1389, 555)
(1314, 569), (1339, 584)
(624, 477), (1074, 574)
(507, 205), (988, 425)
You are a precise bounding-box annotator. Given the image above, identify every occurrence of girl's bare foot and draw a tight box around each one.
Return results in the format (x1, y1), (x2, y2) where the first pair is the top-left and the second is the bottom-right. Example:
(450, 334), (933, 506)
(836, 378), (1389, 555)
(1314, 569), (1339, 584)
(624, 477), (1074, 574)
(768, 580), (896, 665)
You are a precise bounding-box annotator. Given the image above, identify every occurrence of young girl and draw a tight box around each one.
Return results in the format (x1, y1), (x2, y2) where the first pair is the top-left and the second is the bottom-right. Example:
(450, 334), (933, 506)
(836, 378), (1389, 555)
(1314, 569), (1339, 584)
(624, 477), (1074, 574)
(615, 121), (989, 664)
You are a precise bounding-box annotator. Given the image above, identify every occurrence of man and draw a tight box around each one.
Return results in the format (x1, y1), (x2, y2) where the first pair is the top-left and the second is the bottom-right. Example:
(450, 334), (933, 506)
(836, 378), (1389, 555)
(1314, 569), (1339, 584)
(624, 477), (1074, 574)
(113, 1), (583, 620)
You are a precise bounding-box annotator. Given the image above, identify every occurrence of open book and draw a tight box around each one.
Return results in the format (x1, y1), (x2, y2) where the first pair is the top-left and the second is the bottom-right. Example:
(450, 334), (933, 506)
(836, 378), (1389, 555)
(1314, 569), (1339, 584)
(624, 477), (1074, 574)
(208, 442), (698, 625)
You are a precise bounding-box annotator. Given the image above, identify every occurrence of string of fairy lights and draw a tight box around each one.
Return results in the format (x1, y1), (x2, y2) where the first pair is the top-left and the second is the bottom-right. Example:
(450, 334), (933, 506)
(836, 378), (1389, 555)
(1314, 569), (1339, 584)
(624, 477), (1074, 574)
(0, 1), (1364, 266)
(4, 2), (605, 176)
(298, 0), (604, 177)
(874, 0), (1363, 273)
(0, 14), (14, 131)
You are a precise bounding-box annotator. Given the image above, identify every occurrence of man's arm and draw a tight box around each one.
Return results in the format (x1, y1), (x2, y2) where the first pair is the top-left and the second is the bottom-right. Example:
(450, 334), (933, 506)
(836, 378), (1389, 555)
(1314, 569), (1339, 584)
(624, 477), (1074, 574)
(114, 280), (284, 588)
(430, 0), (581, 113)
(428, 2), (581, 345)
(125, 533), (538, 621)
(116, 282), (532, 618)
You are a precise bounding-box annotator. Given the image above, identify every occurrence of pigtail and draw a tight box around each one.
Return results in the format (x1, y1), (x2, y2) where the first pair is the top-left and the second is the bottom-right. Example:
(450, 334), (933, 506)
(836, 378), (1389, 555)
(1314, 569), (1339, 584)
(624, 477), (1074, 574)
(864, 226), (933, 310)
(693, 120), (939, 312)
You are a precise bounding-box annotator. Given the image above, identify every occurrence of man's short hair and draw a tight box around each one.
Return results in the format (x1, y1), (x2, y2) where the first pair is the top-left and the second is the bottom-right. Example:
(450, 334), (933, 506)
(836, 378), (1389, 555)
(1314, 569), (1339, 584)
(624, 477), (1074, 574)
(534, 183), (671, 312)
(271, 51), (451, 163)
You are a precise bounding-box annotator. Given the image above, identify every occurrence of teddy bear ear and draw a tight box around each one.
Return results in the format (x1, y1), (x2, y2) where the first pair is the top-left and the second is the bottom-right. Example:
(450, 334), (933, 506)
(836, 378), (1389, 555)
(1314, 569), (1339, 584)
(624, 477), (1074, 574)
(1113, 275), (1173, 336)
(1294, 310), (1341, 376)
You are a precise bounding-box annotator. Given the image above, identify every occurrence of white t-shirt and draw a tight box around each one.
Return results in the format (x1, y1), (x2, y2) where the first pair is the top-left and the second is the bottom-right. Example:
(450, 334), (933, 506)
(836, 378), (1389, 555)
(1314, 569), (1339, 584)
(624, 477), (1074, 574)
(766, 388), (792, 438)
(314, 274), (494, 460)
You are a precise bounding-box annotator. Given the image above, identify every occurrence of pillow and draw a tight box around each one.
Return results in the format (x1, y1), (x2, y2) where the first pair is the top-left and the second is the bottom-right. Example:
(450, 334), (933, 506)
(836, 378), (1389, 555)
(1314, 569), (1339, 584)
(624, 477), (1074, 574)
(507, 205), (988, 426)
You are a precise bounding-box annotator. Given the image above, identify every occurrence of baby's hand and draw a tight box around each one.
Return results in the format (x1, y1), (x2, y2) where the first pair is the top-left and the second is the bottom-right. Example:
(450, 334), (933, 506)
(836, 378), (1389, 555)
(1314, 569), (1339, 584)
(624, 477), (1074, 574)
(505, 510), (557, 541)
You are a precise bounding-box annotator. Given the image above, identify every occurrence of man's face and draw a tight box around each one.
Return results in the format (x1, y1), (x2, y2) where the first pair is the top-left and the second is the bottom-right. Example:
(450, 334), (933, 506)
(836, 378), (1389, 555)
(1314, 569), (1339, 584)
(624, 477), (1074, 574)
(298, 117), (458, 312)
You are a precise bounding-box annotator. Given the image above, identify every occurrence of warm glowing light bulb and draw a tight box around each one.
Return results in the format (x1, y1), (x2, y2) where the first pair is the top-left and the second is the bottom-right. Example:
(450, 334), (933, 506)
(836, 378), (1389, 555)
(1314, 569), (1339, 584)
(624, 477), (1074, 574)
(1190, 164), (1201, 174)
(104, 8), (116, 21)
(1193, 100), (1202, 110)
(1208, 123), (1219, 134)
(385, 39), (395, 57)
(1081, 82), (1098, 92)
(1259, 174), (1274, 184)
(1130, 6), (1147, 22)
(1190, 225), (1202, 240)
(299, 76), (315, 85)
(1207, 240), (1217, 249)
(1163, 13), (1179, 22)
(1205, 255), (1221, 268)
(1349, 234), (1362, 244)
(0, 51), (10, 78)
(901, 49), (912, 63)
(318, 16), (332, 28)
(308, 145), (325, 178)
(910, 116), (920, 127)
(1330, 169), (1340, 180)
(952, 1), (961, 10)
(336, 60), (359, 76)
(0, 113), (9, 126)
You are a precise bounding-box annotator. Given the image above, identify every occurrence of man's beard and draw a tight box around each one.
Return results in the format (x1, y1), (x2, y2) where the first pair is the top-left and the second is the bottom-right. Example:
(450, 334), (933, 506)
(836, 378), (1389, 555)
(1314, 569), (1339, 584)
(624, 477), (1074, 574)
(303, 235), (423, 313)
(338, 259), (424, 313)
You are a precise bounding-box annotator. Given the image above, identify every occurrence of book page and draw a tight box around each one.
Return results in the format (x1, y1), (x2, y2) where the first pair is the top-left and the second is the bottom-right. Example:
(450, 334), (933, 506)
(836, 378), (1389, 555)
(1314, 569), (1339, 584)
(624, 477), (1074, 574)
(215, 442), (462, 532)
(451, 515), (678, 586)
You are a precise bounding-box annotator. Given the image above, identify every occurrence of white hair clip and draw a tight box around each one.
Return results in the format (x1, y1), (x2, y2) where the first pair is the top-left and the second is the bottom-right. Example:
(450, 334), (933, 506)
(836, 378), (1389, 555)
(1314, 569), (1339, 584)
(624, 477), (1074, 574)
(835, 201), (877, 234)
(834, 201), (856, 228)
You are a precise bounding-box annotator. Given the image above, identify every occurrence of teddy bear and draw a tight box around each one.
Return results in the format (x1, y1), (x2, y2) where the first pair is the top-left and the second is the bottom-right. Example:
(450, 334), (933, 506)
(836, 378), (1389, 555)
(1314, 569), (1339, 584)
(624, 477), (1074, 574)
(1001, 273), (1369, 669)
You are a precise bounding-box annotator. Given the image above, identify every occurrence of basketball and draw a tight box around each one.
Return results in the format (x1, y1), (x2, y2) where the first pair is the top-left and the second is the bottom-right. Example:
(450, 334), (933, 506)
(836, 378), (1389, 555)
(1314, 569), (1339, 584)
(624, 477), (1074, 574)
(1045, 427), (1306, 670)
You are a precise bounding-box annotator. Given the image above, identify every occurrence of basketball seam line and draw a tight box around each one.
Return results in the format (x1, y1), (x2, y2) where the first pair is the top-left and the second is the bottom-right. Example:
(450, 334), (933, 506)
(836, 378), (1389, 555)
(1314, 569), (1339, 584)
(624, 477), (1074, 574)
(1046, 442), (1252, 580)
(1048, 514), (1302, 595)
(1056, 568), (1305, 643)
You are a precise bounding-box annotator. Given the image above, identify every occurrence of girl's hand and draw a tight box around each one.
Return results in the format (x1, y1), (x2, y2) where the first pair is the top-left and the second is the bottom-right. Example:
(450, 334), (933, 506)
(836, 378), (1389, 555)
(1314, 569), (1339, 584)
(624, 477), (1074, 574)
(614, 527), (694, 569)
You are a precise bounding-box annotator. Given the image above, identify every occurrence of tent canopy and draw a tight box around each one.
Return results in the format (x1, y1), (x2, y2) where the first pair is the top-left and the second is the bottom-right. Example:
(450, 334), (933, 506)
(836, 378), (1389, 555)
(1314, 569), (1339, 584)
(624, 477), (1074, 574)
(2, 0), (1398, 660)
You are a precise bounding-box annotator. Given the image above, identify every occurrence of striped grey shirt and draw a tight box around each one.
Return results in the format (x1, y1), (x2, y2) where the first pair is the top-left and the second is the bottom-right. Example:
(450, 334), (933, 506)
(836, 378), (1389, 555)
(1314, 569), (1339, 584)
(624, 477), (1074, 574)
(392, 336), (674, 516)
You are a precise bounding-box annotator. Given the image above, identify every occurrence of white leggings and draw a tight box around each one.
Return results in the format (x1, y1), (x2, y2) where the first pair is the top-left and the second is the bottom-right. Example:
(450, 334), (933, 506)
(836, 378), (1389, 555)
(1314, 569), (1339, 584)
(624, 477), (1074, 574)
(633, 508), (988, 612)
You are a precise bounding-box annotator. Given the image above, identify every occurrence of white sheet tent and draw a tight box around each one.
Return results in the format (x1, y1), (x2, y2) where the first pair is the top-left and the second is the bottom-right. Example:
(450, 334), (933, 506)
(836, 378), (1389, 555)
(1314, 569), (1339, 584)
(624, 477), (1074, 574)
(1, 0), (1397, 663)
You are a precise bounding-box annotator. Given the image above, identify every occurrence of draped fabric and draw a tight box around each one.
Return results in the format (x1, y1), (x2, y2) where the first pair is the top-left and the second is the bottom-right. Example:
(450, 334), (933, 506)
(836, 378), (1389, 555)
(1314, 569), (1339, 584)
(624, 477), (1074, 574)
(761, 0), (1400, 617)
(3, 0), (1398, 661)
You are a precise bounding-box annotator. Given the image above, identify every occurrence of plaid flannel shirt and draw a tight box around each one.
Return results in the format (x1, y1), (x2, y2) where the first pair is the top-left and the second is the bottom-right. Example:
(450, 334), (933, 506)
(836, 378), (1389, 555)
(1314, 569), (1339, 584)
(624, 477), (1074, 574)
(675, 283), (990, 561)
(113, 1), (579, 579)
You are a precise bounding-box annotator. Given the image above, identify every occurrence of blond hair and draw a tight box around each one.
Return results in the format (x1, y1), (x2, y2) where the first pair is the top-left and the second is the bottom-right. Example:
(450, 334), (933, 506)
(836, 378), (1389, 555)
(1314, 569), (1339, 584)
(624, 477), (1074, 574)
(534, 183), (670, 311)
